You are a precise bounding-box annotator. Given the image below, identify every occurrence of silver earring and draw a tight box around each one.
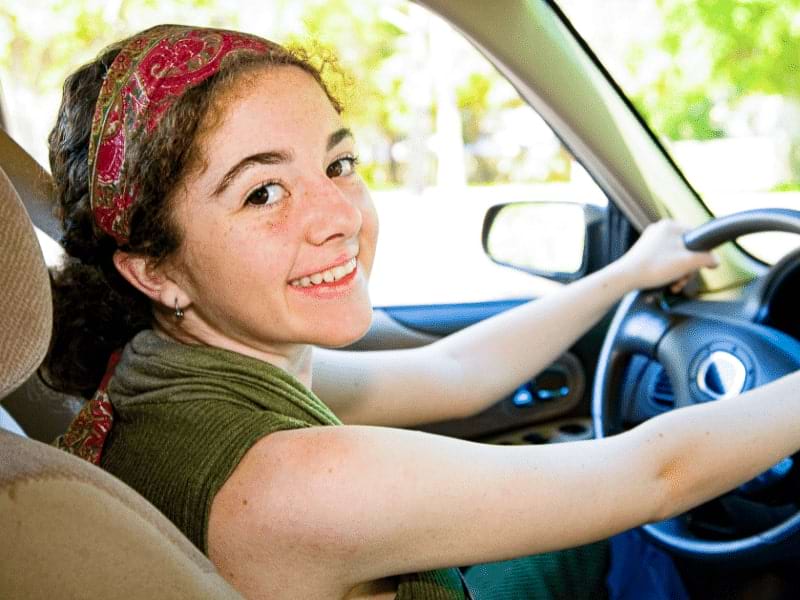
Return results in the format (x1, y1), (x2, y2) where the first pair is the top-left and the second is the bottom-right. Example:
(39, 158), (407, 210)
(174, 298), (184, 320)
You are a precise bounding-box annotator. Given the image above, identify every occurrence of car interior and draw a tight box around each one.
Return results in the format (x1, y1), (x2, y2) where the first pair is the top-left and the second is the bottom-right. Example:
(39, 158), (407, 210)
(3, 1), (800, 598)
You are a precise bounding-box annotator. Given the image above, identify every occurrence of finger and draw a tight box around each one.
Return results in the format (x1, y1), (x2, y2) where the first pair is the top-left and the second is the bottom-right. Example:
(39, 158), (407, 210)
(687, 250), (719, 270)
(670, 276), (691, 294)
(696, 251), (719, 269)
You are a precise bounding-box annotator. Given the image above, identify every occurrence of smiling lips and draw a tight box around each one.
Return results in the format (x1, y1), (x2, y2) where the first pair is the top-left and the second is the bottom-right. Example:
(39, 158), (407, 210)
(290, 257), (358, 288)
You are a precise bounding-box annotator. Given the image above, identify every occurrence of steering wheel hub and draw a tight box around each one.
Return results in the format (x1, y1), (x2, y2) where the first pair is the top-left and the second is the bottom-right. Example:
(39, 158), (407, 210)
(690, 343), (753, 401)
(695, 351), (746, 399)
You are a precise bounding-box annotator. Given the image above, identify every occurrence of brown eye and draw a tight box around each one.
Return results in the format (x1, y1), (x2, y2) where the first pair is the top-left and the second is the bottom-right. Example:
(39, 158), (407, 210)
(326, 156), (358, 178)
(245, 182), (287, 207)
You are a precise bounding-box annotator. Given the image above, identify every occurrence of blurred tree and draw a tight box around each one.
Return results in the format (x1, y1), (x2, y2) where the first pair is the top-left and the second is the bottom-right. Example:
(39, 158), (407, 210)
(631, 0), (800, 140)
(0, 0), (237, 163)
(0, 0), (234, 94)
(284, 0), (416, 188)
(1, 0), (551, 188)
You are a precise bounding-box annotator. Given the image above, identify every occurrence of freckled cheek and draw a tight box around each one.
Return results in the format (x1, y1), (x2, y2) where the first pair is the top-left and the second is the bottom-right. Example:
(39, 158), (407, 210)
(185, 223), (246, 283)
(183, 210), (296, 297)
(187, 243), (233, 291)
(357, 194), (379, 275)
(267, 213), (289, 234)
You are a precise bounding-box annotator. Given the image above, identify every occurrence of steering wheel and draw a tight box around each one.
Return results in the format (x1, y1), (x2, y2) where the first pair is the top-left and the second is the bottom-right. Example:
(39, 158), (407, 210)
(593, 208), (800, 563)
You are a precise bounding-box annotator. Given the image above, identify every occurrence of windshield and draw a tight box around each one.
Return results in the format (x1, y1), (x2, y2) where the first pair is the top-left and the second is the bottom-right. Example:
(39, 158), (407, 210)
(557, 0), (800, 264)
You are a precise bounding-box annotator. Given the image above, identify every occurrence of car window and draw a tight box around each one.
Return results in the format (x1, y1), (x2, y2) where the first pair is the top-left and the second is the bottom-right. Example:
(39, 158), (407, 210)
(557, 0), (800, 265)
(1, 0), (607, 305)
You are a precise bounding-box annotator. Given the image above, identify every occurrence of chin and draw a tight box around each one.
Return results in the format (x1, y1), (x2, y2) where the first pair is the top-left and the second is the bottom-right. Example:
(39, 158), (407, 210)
(315, 307), (374, 349)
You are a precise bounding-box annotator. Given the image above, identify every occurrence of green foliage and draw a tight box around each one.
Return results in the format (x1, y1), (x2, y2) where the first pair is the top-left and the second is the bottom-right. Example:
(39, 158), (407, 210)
(771, 181), (800, 192)
(283, 0), (409, 187)
(632, 0), (800, 141)
(1, 0), (558, 189)
(690, 0), (800, 98)
(0, 0), (238, 93)
(457, 73), (491, 144)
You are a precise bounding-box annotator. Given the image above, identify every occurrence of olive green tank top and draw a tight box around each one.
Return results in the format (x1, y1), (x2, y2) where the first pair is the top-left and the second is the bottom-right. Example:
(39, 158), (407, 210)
(100, 330), (466, 599)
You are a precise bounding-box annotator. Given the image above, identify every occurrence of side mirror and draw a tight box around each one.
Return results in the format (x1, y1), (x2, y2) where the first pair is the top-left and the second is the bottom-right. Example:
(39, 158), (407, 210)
(482, 201), (606, 283)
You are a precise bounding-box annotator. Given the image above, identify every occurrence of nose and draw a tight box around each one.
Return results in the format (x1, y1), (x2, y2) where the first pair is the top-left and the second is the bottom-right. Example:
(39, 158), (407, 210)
(302, 174), (362, 246)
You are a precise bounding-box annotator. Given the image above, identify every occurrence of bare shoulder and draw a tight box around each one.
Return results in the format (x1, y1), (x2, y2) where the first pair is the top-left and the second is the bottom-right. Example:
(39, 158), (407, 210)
(206, 424), (483, 595)
(208, 426), (368, 598)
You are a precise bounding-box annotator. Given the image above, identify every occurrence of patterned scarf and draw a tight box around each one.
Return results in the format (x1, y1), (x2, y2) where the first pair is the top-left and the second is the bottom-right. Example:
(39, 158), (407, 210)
(54, 351), (120, 464)
(88, 24), (277, 244)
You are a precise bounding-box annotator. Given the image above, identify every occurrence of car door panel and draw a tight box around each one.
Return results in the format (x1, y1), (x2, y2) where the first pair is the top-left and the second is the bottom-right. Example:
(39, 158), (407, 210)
(348, 302), (613, 440)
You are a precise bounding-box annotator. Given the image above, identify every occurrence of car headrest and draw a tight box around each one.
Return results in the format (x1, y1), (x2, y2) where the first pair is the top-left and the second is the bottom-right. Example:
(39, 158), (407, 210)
(0, 165), (52, 400)
(0, 129), (60, 240)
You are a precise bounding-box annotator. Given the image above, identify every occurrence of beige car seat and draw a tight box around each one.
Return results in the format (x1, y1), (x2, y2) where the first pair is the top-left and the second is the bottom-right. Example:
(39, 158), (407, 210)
(0, 132), (243, 599)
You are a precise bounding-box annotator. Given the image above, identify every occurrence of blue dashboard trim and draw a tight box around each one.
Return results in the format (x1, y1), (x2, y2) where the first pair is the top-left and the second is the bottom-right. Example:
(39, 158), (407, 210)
(380, 298), (532, 336)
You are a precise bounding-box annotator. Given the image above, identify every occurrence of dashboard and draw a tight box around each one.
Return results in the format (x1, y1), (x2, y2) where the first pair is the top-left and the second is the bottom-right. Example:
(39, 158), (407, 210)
(756, 248), (800, 340)
(620, 247), (800, 426)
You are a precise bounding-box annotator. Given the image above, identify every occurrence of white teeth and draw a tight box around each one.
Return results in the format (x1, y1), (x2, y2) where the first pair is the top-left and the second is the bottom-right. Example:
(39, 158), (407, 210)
(290, 257), (357, 287)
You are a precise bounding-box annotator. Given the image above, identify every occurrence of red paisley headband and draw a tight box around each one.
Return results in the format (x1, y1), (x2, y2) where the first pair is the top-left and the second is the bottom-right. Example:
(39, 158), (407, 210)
(88, 25), (277, 244)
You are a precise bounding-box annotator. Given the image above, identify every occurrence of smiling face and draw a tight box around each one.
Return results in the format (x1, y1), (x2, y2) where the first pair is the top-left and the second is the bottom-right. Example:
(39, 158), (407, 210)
(162, 66), (378, 363)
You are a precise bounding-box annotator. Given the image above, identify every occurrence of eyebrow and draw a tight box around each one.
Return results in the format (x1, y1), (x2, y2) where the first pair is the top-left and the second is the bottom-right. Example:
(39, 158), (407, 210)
(212, 150), (291, 197)
(212, 127), (355, 197)
(327, 127), (353, 151)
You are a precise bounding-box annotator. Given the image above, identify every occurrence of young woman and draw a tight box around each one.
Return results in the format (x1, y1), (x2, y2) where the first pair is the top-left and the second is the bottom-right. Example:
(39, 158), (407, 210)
(48, 24), (800, 600)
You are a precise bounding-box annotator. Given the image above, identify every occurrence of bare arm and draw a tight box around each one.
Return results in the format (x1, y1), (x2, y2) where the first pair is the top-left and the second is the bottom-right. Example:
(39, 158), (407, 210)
(314, 220), (718, 427)
(211, 368), (800, 594)
(314, 262), (634, 426)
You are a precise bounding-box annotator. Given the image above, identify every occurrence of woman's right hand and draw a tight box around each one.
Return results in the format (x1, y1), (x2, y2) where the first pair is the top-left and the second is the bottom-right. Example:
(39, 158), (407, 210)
(615, 219), (719, 292)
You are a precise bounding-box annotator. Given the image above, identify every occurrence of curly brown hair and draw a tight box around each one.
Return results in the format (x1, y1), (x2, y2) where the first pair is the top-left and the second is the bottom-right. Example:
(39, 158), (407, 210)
(45, 32), (342, 398)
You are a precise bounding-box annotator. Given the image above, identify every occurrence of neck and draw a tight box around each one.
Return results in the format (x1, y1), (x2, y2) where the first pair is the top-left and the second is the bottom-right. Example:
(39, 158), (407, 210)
(152, 315), (315, 388)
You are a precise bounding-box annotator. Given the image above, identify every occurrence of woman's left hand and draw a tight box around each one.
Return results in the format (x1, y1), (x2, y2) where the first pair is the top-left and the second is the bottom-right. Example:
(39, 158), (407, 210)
(616, 219), (719, 291)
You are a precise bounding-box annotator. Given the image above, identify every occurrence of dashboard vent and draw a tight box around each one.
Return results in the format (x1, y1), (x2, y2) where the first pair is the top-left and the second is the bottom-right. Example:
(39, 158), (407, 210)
(651, 366), (675, 408)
